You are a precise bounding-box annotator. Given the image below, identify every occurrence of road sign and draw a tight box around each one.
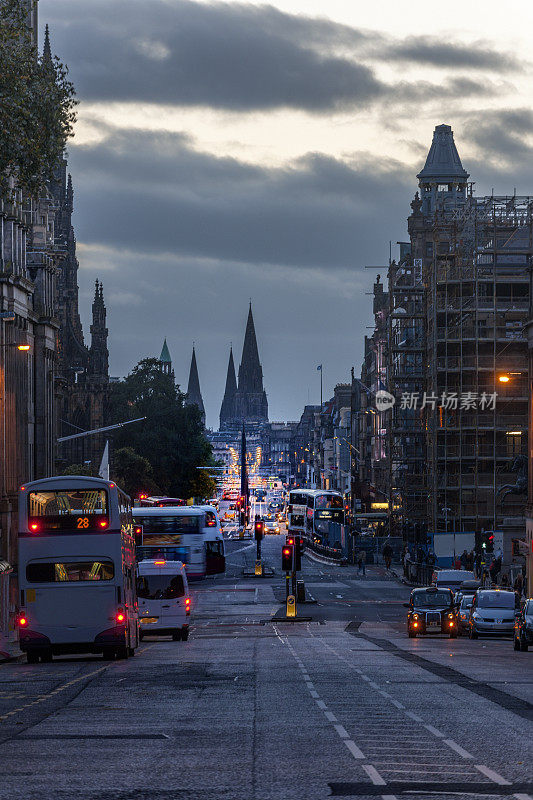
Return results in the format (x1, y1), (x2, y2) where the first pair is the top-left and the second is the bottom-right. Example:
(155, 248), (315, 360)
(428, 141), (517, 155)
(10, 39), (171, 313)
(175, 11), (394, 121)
(286, 594), (296, 617)
(0, 312), (15, 321)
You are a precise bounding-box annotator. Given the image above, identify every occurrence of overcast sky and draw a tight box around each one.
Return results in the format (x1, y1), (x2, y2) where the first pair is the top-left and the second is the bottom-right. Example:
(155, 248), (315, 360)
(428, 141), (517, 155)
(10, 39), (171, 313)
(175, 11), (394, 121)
(40, 0), (533, 428)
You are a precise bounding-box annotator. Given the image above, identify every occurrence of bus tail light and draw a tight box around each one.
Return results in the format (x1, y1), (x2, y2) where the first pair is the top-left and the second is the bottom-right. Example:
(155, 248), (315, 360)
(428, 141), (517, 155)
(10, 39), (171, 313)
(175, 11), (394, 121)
(154, 559), (166, 566)
(116, 609), (125, 623)
(30, 522), (39, 532)
(99, 520), (108, 529)
(185, 598), (191, 615)
(18, 615), (28, 627)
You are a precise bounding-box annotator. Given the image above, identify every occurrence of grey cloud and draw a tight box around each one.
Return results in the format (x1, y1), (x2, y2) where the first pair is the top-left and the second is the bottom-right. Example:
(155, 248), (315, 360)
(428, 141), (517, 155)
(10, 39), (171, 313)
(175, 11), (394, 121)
(41, 0), (507, 113)
(42, 0), (382, 112)
(463, 109), (533, 167)
(384, 36), (522, 73)
(69, 127), (411, 271)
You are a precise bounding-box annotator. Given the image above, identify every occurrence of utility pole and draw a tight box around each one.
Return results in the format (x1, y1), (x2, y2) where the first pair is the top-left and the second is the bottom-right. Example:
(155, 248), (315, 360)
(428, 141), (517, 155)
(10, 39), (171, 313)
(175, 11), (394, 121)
(240, 422), (249, 527)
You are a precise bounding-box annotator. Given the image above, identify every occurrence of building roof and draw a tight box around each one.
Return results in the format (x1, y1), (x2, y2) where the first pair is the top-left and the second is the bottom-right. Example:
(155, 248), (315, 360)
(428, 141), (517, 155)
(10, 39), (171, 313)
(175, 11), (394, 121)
(417, 124), (469, 182)
(159, 338), (172, 363)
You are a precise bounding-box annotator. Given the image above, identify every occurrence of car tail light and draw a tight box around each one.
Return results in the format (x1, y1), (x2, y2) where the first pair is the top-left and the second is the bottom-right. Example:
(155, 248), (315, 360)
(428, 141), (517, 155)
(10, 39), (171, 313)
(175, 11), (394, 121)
(116, 609), (125, 623)
(413, 621), (418, 628)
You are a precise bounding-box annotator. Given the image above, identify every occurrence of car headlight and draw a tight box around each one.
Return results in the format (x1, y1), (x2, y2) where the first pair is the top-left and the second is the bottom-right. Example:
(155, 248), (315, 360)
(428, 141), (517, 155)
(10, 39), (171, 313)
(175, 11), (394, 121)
(412, 613), (419, 620)
(447, 613), (454, 619)
(472, 612), (481, 620)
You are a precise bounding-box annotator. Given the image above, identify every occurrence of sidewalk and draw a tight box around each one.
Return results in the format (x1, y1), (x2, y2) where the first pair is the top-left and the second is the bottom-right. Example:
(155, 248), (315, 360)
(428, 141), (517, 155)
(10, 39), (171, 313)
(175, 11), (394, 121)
(0, 633), (23, 664)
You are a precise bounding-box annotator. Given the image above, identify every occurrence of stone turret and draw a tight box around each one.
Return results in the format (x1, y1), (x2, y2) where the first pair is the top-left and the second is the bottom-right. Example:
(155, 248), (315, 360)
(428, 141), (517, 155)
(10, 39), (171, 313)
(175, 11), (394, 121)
(159, 339), (173, 377)
(89, 280), (109, 380)
(417, 124), (469, 216)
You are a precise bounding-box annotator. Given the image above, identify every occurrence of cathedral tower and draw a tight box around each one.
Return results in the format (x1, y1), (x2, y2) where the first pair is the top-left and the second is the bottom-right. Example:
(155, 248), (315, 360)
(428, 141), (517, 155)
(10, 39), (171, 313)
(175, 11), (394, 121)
(185, 346), (205, 426)
(233, 304), (268, 427)
(219, 346), (237, 429)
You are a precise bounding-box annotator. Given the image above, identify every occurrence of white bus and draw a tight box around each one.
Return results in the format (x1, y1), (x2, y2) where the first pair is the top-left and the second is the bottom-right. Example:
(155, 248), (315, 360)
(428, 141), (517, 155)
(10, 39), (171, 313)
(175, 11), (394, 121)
(18, 476), (138, 663)
(288, 490), (310, 535)
(306, 490), (345, 549)
(134, 506), (226, 579)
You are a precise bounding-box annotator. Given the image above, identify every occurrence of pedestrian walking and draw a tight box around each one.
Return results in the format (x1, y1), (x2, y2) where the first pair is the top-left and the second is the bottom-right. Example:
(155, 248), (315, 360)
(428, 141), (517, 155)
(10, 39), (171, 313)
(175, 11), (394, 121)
(460, 549), (468, 569)
(382, 542), (393, 571)
(514, 572), (524, 598)
(403, 547), (412, 579)
(357, 548), (366, 576)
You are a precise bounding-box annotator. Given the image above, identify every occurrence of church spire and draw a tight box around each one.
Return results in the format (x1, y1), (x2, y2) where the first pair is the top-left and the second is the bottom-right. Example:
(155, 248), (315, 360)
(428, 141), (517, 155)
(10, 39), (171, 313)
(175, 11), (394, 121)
(89, 280), (108, 381)
(43, 24), (52, 66)
(238, 303), (263, 394)
(219, 346), (237, 429)
(185, 346), (205, 425)
(159, 338), (172, 376)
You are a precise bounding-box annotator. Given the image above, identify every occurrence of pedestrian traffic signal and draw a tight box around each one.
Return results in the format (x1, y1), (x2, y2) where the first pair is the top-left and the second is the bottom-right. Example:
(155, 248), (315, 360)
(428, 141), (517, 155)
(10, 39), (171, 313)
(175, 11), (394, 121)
(282, 544), (294, 572)
(254, 520), (264, 540)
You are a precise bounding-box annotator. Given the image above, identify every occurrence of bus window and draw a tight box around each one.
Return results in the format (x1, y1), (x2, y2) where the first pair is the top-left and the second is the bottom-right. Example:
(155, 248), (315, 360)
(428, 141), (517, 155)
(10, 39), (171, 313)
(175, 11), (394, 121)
(28, 489), (108, 531)
(132, 515), (200, 534)
(315, 495), (343, 510)
(137, 575), (185, 600)
(205, 511), (217, 527)
(26, 559), (115, 582)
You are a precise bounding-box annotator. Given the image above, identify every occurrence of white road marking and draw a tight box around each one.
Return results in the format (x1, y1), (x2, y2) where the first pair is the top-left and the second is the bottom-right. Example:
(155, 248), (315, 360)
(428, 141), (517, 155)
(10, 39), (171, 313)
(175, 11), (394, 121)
(405, 711), (423, 722)
(333, 724), (350, 739)
(344, 739), (365, 759)
(444, 739), (474, 759)
(362, 764), (387, 786)
(424, 724), (445, 738)
(324, 711), (337, 722)
(475, 765), (512, 785)
(305, 681), (314, 690)
(316, 700), (327, 710)
(310, 690), (319, 698)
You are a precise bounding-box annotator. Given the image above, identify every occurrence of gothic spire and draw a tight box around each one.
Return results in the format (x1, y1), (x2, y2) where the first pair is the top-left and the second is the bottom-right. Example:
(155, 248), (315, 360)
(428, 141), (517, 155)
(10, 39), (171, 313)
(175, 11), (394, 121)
(89, 280), (108, 380)
(185, 347), (205, 424)
(43, 24), (52, 66)
(66, 173), (73, 212)
(159, 338), (172, 376)
(238, 303), (263, 394)
(219, 346), (237, 428)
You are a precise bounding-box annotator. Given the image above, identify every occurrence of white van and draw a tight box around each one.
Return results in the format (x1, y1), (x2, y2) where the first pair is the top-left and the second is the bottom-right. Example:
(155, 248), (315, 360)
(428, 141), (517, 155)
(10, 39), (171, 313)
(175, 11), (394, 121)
(432, 569), (475, 595)
(137, 560), (190, 641)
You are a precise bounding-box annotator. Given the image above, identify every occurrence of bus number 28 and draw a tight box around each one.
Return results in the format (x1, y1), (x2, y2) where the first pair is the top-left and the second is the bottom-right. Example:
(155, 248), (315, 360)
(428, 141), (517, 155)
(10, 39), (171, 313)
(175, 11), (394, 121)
(77, 517), (90, 529)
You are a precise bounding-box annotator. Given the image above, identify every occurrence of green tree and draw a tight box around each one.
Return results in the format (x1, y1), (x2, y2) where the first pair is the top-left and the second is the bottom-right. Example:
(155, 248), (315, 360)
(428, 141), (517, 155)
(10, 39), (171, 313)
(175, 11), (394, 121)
(108, 358), (216, 499)
(112, 447), (160, 499)
(60, 463), (99, 477)
(0, 0), (77, 198)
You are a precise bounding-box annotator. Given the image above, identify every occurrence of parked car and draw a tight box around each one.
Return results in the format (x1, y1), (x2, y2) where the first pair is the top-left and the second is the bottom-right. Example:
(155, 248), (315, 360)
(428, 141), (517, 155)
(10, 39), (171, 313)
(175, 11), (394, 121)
(404, 586), (458, 638)
(469, 589), (519, 639)
(513, 598), (533, 651)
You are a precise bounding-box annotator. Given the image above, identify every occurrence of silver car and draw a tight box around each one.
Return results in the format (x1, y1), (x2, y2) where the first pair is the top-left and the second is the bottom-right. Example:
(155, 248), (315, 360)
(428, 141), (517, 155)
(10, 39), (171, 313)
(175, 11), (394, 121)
(469, 589), (518, 639)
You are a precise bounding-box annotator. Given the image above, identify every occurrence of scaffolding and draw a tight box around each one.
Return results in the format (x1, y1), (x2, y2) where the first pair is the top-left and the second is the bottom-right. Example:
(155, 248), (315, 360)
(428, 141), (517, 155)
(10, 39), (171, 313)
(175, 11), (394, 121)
(427, 194), (533, 534)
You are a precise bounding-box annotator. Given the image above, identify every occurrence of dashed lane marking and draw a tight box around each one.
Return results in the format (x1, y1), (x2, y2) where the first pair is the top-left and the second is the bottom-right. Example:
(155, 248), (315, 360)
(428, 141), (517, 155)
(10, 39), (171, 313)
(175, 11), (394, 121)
(475, 765), (512, 786)
(444, 738), (474, 759)
(344, 740), (365, 760)
(362, 765), (387, 786)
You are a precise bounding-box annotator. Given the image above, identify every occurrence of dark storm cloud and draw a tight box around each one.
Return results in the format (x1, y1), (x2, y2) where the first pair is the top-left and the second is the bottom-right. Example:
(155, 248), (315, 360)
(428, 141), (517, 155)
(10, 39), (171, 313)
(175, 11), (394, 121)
(384, 36), (522, 73)
(43, 0), (382, 112)
(463, 108), (533, 165)
(41, 0), (512, 113)
(69, 126), (412, 270)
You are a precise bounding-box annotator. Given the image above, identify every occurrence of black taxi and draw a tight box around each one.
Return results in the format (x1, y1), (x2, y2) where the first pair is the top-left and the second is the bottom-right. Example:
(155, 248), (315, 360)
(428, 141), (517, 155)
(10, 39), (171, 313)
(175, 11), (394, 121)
(404, 586), (458, 638)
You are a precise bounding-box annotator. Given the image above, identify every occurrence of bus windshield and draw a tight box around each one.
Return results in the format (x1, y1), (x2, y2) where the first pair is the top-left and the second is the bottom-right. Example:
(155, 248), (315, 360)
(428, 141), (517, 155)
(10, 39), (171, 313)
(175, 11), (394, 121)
(28, 489), (108, 531)
(290, 493), (307, 506)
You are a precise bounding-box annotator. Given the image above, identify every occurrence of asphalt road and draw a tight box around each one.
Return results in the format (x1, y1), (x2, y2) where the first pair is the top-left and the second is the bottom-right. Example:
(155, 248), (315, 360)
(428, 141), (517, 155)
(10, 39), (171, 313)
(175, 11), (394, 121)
(0, 533), (531, 800)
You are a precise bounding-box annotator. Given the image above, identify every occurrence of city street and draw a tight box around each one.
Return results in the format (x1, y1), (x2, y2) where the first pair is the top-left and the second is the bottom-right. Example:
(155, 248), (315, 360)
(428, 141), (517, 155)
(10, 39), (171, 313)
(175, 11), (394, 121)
(0, 535), (531, 800)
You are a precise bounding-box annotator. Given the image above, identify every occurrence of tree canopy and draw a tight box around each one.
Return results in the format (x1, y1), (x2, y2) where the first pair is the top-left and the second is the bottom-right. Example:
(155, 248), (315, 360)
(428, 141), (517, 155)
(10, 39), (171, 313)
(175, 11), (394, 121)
(0, 0), (77, 198)
(108, 358), (216, 500)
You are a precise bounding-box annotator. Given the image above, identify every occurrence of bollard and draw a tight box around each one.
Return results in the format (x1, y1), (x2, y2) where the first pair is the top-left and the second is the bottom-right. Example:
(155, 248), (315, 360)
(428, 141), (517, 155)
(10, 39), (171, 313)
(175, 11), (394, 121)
(286, 594), (296, 617)
(255, 560), (262, 576)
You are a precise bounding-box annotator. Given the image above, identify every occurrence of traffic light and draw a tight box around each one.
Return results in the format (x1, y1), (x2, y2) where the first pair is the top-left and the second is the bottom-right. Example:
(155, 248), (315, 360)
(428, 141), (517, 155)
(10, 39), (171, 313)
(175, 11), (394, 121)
(254, 519), (264, 540)
(482, 531), (494, 554)
(282, 544), (294, 572)
(134, 524), (143, 545)
(295, 537), (303, 571)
